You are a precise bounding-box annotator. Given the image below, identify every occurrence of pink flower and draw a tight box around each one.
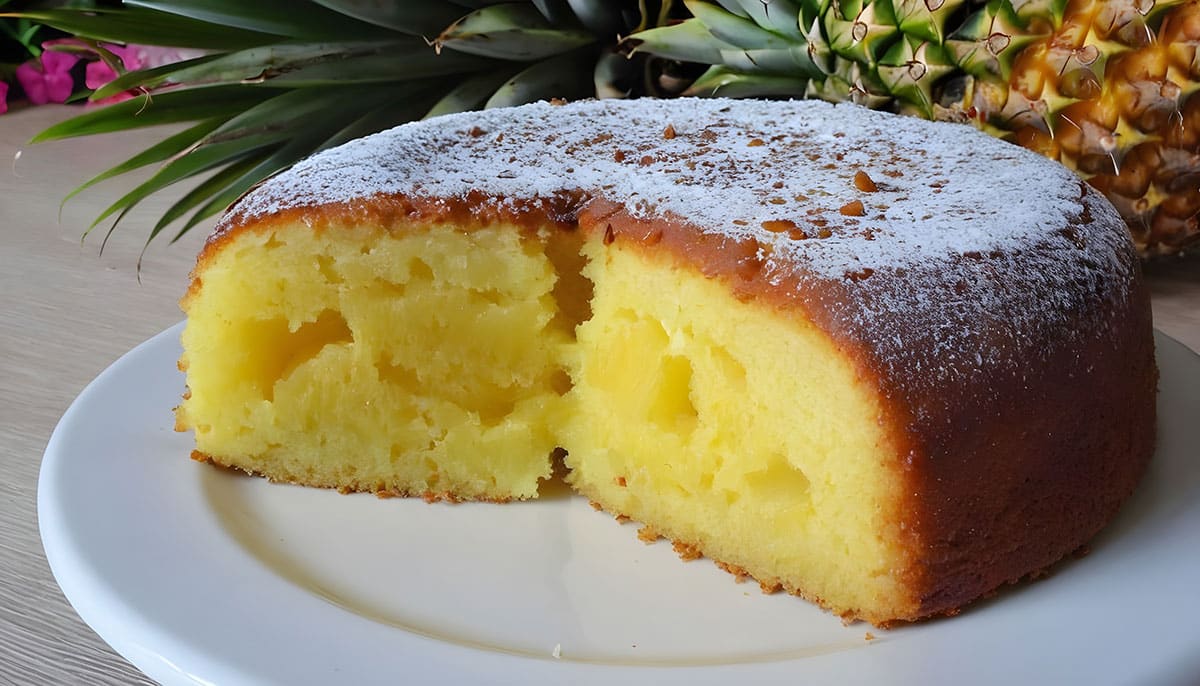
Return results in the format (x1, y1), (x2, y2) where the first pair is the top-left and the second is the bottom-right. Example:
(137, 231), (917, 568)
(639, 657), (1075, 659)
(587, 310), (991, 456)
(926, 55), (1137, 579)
(0, 82), (8, 115)
(85, 44), (200, 104)
(85, 44), (140, 90)
(16, 48), (80, 105)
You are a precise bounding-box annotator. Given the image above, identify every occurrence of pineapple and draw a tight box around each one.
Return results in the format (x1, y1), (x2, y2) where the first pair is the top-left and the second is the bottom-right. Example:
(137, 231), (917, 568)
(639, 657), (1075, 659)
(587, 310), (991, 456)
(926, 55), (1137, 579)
(14, 0), (1198, 256)
(628, 0), (1200, 256)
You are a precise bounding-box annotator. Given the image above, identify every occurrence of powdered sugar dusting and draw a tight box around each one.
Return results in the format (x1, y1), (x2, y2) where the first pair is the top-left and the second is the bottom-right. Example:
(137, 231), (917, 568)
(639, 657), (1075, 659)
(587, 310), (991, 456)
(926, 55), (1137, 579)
(225, 98), (1127, 280)
(218, 98), (1141, 415)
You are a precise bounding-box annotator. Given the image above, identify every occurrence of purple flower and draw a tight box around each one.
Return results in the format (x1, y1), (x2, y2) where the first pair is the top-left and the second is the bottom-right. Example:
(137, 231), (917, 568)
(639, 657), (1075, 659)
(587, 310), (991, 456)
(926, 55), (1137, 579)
(0, 81), (8, 115)
(16, 48), (80, 105)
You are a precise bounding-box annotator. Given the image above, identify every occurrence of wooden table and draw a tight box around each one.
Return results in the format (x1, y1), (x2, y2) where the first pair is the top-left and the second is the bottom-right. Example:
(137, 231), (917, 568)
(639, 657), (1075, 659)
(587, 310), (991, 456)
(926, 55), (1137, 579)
(1, 105), (1197, 685)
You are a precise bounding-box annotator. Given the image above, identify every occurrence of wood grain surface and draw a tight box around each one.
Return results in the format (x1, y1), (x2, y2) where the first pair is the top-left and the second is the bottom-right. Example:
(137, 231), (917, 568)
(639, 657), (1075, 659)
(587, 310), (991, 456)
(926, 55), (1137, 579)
(1, 105), (1197, 685)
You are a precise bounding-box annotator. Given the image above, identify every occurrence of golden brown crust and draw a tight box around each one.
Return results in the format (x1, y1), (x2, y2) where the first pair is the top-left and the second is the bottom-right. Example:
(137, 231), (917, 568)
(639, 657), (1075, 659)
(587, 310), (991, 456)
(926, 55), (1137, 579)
(190, 450), (515, 504)
(672, 540), (703, 562)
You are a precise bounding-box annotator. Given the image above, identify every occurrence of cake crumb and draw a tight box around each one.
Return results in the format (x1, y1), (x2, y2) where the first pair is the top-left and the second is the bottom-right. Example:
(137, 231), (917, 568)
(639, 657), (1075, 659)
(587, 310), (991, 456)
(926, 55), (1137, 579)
(839, 199), (866, 216)
(748, 137), (765, 147)
(854, 170), (878, 192)
(552, 643), (562, 659)
(663, 123), (676, 139)
(637, 525), (660, 543)
(614, 513), (630, 523)
(864, 632), (876, 641)
(672, 540), (702, 561)
(759, 580), (782, 594)
(761, 219), (797, 233)
(614, 475), (627, 487)
(589, 500), (602, 511)
(715, 560), (752, 583)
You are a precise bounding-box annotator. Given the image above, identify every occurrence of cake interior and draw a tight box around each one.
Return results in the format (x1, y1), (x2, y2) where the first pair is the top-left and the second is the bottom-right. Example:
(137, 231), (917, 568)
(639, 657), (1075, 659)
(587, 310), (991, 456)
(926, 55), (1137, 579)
(178, 220), (577, 500)
(178, 218), (915, 620)
(562, 239), (913, 620)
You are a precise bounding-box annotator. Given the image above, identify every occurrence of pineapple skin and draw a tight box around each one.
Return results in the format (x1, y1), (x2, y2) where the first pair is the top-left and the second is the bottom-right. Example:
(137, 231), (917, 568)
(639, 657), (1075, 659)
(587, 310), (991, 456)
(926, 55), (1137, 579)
(630, 0), (1200, 256)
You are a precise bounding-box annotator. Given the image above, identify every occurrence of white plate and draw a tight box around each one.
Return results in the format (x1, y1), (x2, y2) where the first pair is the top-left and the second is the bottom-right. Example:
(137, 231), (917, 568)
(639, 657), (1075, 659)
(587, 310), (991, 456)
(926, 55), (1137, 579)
(40, 324), (1200, 685)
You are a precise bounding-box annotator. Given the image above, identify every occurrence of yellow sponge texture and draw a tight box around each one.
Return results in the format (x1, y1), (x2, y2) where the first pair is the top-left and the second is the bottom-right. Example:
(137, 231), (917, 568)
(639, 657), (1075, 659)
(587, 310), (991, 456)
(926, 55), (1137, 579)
(178, 221), (573, 500)
(178, 220), (914, 619)
(562, 241), (910, 619)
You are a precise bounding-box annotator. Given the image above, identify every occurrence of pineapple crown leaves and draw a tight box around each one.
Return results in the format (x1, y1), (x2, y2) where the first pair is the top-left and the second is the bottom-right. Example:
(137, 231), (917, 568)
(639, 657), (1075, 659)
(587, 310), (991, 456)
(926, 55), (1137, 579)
(433, 4), (596, 60)
(624, 0), (1066, 116)
(17, 0), (670, 256)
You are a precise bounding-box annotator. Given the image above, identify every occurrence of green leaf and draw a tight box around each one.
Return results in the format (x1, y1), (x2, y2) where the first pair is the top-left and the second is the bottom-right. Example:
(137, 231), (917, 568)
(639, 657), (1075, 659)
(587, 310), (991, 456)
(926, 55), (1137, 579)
(454, 0), (518, 8)
(123, 0), (395, 41)
(593, 49), (634, 98)
(88, 86), (374, 231)
(564, 0), (622, 35)
(263, 45), (493, 87)
(92, 42), (488, 94)
(891, 0), (967, 43)
(308, 0), (466, 35)
(89, 54), (222, 101)
(62, 117), (227, 207)
(7, 8), (283, 50)
(623, 19), (736, 65)
(685, 65), (810, 97)
(424, 69), (518, 118)
(532, 0), (575, 25)
(32, 86), (281, 142)
(321, 93), (441, 147)
(166, 145), (312, 245)
(685, 0), (796, 48)
(724, 0), (806, 40)
(150, 152), (268, 243)
(436, 3), (595, 60)
(485, 50), (595, 108)
(164, 91), (426, 245)
(712, 1), (752, 18)
(718, 47), (824, 77)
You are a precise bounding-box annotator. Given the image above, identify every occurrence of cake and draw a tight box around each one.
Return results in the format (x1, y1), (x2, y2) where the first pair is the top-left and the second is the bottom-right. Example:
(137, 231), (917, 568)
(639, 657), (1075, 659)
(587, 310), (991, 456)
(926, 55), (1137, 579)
(176, 98), (1157, 626)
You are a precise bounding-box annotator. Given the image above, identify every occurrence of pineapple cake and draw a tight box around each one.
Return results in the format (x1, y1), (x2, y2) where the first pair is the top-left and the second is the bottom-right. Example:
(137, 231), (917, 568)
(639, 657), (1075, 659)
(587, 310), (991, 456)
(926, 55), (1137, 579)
(177, 97), (1157, 627)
